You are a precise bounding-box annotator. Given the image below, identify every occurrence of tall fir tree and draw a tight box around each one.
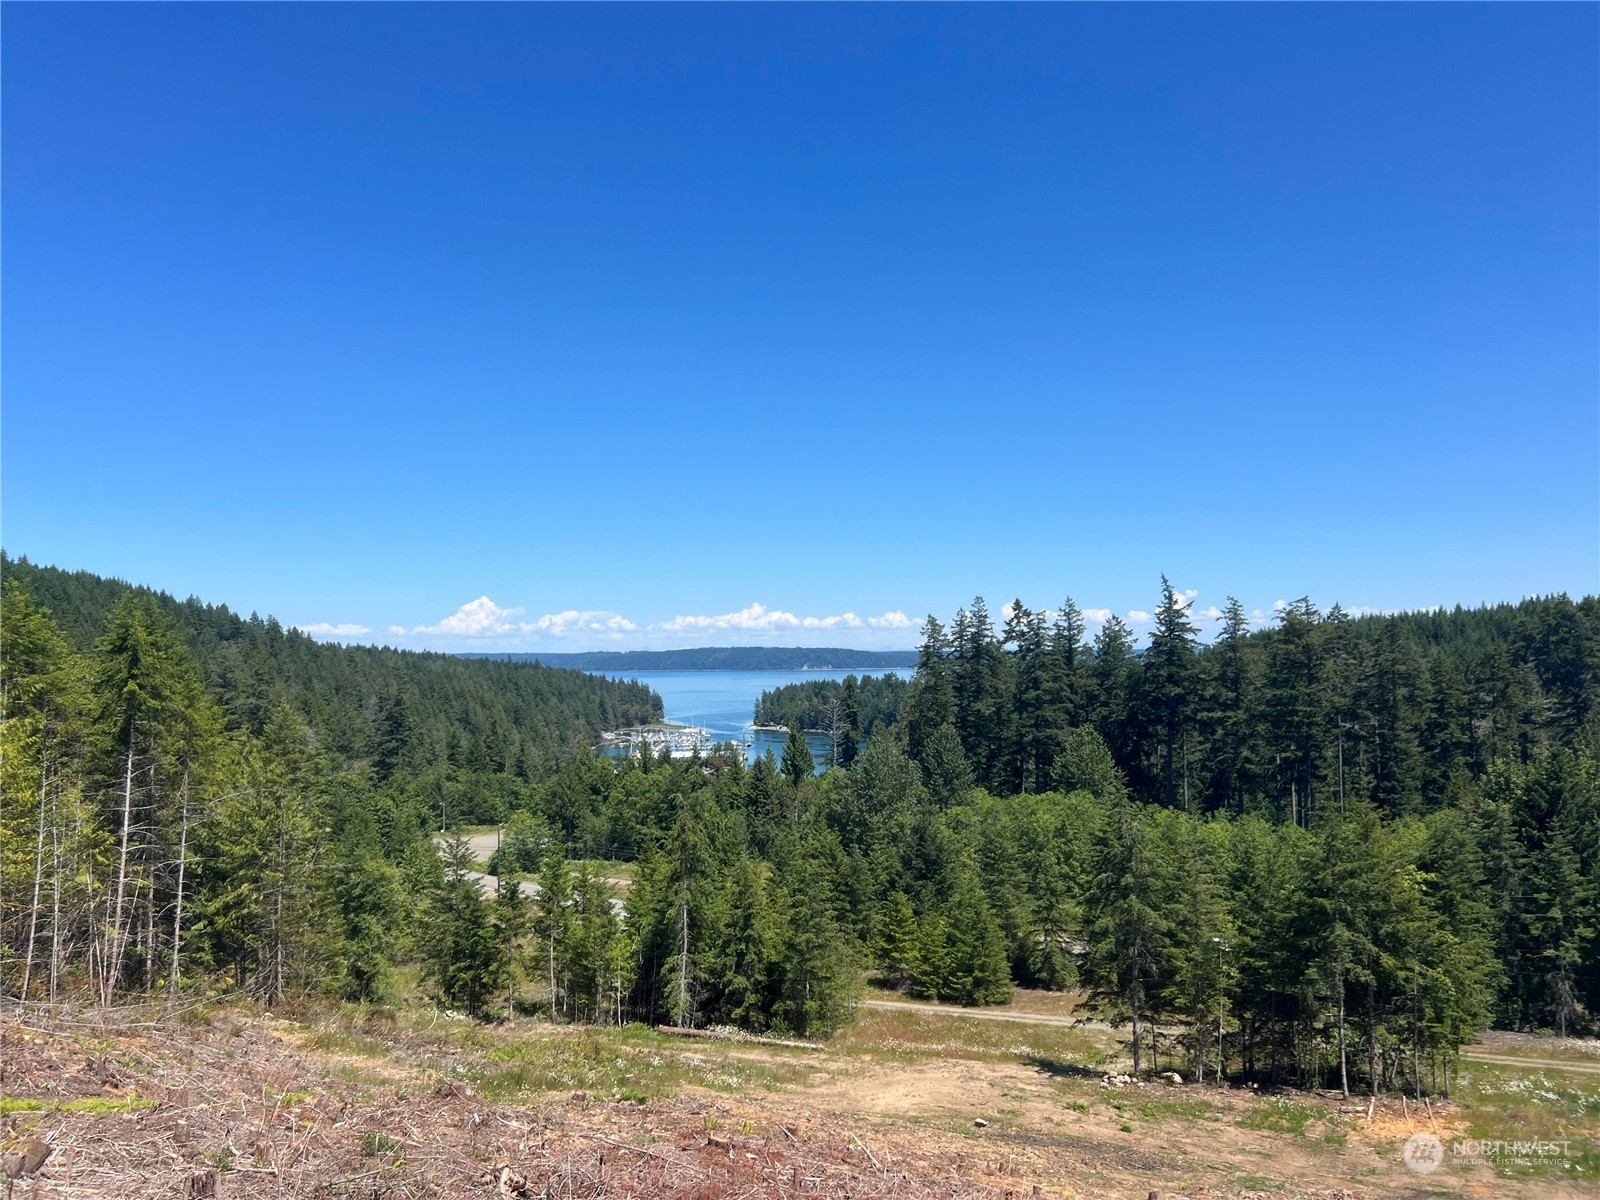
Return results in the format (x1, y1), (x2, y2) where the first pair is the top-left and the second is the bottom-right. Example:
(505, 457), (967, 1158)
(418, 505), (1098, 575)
(940, 868), (1014, 1006)
(902, 616), (955, 769)
(1085, 797), (1170, 1074)
(419, 834), (504, 1016)
(837, 675), (863, 768)
(781, 723), (814, 788)
(1144, 577), (1199, 810)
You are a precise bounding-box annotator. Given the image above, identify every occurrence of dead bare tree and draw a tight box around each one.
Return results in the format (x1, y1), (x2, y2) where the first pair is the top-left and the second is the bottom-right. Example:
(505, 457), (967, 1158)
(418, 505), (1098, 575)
(822, 699), (845, 768)
(103, 726), (138, 1007)
(20, 741), (50, 999)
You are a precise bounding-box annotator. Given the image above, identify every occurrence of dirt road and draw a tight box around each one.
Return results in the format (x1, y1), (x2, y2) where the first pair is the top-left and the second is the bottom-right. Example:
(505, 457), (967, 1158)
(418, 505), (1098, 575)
(861, 997), (1102, 1030)
(1456, 1050), (1600, 1075)
(862, 998), (1600, 1079)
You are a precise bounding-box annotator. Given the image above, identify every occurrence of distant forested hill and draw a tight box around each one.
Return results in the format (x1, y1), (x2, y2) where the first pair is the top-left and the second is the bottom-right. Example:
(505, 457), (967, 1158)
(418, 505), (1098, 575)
(0, 553), (661, 779)
(466, 646), (918, 671)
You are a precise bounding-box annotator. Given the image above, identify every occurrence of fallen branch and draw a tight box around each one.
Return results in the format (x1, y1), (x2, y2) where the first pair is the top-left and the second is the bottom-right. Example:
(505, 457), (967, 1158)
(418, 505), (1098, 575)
(850, 1134), (885, 1175)
(576, 1132), (684, 1167)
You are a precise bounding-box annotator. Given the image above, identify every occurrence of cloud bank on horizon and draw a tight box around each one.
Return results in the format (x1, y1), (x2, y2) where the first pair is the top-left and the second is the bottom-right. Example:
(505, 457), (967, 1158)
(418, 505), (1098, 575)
(656, 602), (914, 634)
(349, 597), (919, 649)
(295, 588), (1308, 651)
(383, 596), (639, 641)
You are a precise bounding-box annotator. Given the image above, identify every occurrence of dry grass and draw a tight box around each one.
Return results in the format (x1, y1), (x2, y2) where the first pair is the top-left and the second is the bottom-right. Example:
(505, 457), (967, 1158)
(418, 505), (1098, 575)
(835, 1004), (1116, 1067)
(1451, 1059), (1600, 1182)
(860, 983), (1088, 1020)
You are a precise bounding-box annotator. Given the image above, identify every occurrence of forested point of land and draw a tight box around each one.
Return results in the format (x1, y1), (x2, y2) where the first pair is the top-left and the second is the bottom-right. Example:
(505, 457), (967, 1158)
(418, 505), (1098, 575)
(465, 647), (919, 671)
(753, 673), (907, 743)
(3, 561), (1596, 1099)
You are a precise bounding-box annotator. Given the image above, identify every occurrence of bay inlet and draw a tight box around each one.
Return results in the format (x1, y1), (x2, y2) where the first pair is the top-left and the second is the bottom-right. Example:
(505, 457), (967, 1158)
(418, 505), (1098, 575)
(597, 668), (908, 770)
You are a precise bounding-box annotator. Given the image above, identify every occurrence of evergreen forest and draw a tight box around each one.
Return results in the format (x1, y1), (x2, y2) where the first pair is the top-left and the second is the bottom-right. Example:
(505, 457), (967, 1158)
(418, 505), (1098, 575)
(3, 559), (1597, 1100)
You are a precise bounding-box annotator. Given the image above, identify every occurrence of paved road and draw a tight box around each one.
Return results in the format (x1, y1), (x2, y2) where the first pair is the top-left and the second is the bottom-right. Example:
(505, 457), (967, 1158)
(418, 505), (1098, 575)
(453, 831), (632, 887)
(432, 832), (627, 908)
(454, 831), (500, 862)
(431, 831), (538, 899)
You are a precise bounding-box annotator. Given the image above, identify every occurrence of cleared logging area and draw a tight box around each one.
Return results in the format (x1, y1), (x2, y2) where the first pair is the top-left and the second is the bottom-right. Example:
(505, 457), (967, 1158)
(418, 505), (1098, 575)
(1, 998), (1596, 1199)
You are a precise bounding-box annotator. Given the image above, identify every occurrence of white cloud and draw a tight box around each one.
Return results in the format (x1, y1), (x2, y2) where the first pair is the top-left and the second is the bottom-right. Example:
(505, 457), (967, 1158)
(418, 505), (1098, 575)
(1199, 605), (1225, 622)
(297, 622), (372, 637)
(413, 595), (526, 637)
(1126, 609), (1153, 624)
(656, 603), (802, 632)
(803, 613), (861, 629)
(652, 603), (911, 634)
(1082, 608), (1113, 623)
(527, 610), (637, 637)
(1273, 599), (1288, 611)
(404, 597), (638, 640)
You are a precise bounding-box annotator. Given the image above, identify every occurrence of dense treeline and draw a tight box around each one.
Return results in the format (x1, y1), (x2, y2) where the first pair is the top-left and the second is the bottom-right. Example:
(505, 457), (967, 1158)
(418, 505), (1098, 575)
(878, 584), (1600, 1047)
(2, 581), (392, 1006)
(5, 562), (1596, 1091)
(0, 560), (655, 1008)
(899, 584), (1598, 818)
(2, 555), (660, 800)
(408, 723), (1590, 1092)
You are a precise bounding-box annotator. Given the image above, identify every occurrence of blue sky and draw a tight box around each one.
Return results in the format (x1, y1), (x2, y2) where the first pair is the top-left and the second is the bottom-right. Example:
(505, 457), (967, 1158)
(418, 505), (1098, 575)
(4, 5), (1595, 651)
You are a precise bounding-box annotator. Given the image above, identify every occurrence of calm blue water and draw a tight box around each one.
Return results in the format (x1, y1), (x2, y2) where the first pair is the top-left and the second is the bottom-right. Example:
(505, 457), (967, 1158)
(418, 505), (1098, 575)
(599, 668), (908, 768)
